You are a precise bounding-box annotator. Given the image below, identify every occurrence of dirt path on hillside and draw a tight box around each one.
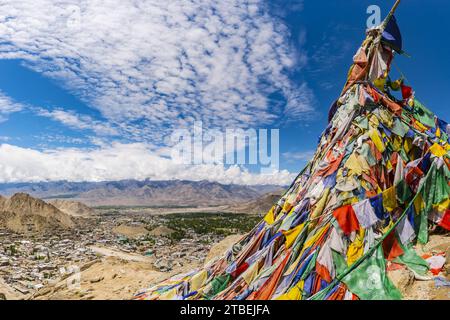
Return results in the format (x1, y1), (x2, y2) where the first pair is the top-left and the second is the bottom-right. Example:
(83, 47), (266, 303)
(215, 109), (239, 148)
(89, 246), (153, 263)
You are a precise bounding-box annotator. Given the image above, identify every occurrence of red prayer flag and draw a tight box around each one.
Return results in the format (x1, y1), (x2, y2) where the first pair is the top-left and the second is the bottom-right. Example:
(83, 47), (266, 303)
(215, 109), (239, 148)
(439, 210), (450, 231)
(332, 205), (360, 236)
(382, 232), (404, 260)
(231, 262), (249, 278)
(401, 84), (413, 100)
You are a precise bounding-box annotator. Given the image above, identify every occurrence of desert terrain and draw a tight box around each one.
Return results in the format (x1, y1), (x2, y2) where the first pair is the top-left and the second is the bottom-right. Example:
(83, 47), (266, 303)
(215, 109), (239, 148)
(0, 192), (448, 300)
(0, 192), (265, 300)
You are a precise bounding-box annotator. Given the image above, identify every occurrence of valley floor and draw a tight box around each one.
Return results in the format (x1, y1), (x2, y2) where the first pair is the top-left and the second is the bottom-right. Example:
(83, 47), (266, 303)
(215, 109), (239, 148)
(0, 206), (448, 300)
(0, 207), (256, 300)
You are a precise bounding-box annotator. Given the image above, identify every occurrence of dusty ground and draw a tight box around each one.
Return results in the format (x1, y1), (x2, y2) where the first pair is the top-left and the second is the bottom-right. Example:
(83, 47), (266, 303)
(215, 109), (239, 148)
(388, 234), (450, 300)
(0, 277), (22, 300)
(18, 235), (240, 300)
(32, 258), (164, 300)
(30, 246), (167, 300)
(88, 246), (154, 263)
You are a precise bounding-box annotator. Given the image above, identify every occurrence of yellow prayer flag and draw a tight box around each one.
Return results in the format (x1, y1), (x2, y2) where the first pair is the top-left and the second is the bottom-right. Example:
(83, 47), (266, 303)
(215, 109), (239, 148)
(382, 186), (397, 212)
(310, 188), (330, 220)
(282, 223), (305, 249)
(345, 153), (369, 175)
(414, 193), (425, 215)
(242, 262), (259, 285)
(404, 139), (412, 153)
(415, 121), (428, 132)
(159, 288), (178, 300)
(387, 160), (393, 171)
(392, 136), (402, 151)
(374, 77), (387, 91)
(433, 198), (449, 213)
(347, 228), (365, 266)
(189, 270), (208, 292)
(303, 225), (328, 250)
(264, 206), (275, 225)
(429, 143), (447, 157)
(275, 281), (304, 300)
(283, 201), (293, 213)
(369, 128), (385, 153)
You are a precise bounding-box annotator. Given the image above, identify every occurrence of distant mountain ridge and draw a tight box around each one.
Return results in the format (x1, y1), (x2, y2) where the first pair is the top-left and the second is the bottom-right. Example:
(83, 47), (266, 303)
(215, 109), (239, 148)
(0, 180), (286, 206)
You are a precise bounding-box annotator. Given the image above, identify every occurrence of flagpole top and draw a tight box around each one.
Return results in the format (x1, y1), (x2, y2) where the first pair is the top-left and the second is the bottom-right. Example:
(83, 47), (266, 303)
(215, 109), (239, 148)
(381, 0), (402, 32)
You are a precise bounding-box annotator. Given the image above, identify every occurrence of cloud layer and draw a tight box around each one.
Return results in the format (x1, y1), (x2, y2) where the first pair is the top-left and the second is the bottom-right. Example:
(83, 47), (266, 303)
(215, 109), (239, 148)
(0, 90), (24, 122)
(0, 143), (296, 185)
(0, 0), (312, 184)
(0, 0), (313, 141)
(36, 108), (118, 137)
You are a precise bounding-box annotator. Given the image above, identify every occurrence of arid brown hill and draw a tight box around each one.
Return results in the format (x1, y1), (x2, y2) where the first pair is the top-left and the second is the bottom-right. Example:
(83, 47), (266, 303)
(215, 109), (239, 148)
(0, 193), (74, 234)
(230, 191), (284, 215)
(48, 199), (94, 217)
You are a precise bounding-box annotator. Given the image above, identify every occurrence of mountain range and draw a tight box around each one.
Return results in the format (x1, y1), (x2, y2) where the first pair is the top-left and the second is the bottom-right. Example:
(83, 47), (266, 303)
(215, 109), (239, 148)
(0, 180), (285, 207)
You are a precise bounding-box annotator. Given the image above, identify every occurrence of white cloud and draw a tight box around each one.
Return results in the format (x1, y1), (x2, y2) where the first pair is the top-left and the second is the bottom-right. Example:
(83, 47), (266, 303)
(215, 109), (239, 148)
(0, 90), (24, 122)
(0, 90), (120, 139)
(0, 0), (313, 141)
(0, 143), (295, 185)
(36, 108), (118, 136)
(0, 1), (313, 185)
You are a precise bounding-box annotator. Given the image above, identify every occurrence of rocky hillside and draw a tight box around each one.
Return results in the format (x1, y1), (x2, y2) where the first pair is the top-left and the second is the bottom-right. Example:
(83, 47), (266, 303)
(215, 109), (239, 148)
(229, 191), (284, 215)
(48, 199), (94, 217)
(0, 193), (74, 234)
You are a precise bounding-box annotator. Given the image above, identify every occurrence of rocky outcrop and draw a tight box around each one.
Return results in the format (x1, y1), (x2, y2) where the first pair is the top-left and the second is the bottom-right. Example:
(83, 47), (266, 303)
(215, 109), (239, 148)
(229, 192), (283, 215)
(0, 193), (74, 234)
(48, 199), (94, 217)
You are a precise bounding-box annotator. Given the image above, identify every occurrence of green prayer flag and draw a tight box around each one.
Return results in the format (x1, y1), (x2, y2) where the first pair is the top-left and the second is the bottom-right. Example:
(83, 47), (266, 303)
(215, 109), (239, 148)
(205, 275), (231, 299)
(391, 118), (409, 137)
(360, 143), (377, 166)
(394, 244), (429, 275)
(396, 179), (413, 204)
(413, 100), (435, 128)
(418, 164), (450, 243)
(334, 247), (402, 300)
(417, 208), (428, 245)
(399, 148), (410, 163)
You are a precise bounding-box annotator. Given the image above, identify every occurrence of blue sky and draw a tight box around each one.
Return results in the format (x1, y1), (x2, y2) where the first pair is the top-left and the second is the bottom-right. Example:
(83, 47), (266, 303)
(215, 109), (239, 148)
(0, 0), (448, 184)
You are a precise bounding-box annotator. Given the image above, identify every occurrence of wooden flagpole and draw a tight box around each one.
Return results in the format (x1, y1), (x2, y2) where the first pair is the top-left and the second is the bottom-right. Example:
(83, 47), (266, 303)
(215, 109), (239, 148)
(381, 0), (402, 32)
